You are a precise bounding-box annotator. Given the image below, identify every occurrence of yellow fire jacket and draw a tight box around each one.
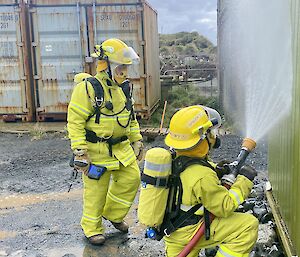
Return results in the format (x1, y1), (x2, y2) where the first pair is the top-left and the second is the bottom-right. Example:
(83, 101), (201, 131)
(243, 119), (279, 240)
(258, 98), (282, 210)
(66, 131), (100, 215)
(180, 164), (253, 217)
(67, 71), (142, 170)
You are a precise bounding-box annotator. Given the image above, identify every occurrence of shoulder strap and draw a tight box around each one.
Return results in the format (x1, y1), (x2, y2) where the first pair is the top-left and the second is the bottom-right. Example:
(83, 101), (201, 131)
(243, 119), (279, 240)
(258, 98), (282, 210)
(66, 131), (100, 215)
(172, 156), (214, 175)
(120, 79), (131, 99)
(86, 77), (104, 104)
(86, 77), (104, 124)
(120, 80), (135, 120)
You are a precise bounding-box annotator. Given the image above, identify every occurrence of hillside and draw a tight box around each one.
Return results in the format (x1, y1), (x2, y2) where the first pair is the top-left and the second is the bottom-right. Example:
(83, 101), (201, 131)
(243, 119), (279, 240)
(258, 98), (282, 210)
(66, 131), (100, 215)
(159, 32), (217, 80)
(159, 31), (216, 57)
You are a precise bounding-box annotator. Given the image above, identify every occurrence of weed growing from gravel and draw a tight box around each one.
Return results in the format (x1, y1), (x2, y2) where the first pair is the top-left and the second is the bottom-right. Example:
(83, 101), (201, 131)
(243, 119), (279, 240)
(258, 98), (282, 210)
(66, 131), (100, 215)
(30, 123), (46, 141)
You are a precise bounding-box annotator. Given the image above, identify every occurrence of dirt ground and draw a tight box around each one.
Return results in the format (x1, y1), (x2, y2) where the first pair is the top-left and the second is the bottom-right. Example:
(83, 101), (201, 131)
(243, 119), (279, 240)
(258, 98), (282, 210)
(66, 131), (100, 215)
(0, 130), (270, 257)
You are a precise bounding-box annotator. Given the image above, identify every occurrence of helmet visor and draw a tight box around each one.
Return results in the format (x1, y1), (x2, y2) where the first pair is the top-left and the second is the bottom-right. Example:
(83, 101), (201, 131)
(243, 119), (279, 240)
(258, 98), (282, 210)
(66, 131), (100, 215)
(200, 105), (222, 129)
(111, 47), (140, 65)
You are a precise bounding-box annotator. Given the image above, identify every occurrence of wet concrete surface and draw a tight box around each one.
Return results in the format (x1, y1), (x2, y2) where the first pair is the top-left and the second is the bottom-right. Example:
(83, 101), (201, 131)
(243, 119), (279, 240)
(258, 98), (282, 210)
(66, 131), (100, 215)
(0, 131), (273, 257)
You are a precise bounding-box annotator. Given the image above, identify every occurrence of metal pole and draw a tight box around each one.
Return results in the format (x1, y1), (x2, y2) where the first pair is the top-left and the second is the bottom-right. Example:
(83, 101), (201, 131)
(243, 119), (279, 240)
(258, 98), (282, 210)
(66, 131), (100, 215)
(217, 0), (223, 112)
(159, 100), (167, 134)
(93, 1), (97, 45)
(76, 2), (83, 70)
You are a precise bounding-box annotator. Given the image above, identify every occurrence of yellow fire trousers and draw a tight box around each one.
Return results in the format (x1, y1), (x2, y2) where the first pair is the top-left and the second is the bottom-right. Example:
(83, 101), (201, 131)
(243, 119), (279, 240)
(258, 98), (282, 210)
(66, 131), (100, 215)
(81, 161), (140, 237)
(164, 212), (258, 257)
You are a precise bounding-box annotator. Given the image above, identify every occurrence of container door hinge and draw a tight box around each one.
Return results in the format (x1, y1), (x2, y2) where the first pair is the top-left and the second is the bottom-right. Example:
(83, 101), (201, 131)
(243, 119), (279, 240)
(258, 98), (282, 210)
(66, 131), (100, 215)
(85, 56), (93, 63)
(36, 107), (45, 112)
(32, 42), (38, 47)
(33, 75), (40, 80)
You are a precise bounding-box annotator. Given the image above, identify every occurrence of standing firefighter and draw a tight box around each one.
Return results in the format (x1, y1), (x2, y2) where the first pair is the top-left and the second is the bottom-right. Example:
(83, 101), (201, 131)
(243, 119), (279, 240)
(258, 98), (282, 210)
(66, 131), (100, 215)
(138, 105), (258, 257)
(67, 38), (143, 245)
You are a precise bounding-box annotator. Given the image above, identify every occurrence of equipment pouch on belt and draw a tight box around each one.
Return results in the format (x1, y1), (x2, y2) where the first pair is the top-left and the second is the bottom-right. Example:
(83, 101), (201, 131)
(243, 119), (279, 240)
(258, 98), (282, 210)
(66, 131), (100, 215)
(69, 154), (106, 180)
(87, 164), (107, 180)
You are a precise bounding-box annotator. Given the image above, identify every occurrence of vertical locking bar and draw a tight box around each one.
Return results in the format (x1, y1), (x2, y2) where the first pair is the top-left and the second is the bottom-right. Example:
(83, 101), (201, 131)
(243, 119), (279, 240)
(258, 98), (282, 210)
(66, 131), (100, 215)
(76, 2), (83, 70)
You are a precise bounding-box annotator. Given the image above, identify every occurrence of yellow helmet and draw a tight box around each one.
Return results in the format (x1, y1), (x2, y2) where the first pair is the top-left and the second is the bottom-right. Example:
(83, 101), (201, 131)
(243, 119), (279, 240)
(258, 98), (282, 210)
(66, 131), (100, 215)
(91, 38), (139, 65)
(165, 105), (221, 151)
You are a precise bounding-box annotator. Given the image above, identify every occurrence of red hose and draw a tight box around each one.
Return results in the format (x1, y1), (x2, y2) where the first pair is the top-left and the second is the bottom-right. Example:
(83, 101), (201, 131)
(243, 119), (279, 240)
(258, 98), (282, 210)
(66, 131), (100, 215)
(176, 183), (232, 257)
(177, 213), (215, 257)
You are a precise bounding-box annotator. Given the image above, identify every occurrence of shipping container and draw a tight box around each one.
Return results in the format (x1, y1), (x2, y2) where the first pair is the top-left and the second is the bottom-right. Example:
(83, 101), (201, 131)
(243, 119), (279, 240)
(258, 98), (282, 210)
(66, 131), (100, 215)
(0, 0), (160, 121)
(268, 0), (300, 254)
(27, 0), (160, 120)
(0, 0), (35, 121)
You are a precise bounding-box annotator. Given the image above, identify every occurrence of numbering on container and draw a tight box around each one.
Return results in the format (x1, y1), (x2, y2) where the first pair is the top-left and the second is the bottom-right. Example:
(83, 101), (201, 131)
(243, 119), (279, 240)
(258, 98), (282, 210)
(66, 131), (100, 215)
(0, 22), (9, 29)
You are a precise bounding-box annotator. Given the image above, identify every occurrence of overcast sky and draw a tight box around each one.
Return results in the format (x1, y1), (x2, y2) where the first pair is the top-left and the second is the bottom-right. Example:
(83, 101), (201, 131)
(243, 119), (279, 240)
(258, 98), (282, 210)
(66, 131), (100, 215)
(147, 0), (217, 45)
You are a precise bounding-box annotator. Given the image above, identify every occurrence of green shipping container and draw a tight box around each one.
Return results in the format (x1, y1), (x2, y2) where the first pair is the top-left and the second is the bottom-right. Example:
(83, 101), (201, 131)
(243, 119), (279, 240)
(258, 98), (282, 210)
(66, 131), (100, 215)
(269, 0), (300, 254)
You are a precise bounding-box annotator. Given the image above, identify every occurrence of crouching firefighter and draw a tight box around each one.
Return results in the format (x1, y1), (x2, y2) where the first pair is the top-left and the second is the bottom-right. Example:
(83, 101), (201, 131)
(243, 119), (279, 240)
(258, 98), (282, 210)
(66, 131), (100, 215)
(67, 38), (144, 245)
(138, 105), (258, 257)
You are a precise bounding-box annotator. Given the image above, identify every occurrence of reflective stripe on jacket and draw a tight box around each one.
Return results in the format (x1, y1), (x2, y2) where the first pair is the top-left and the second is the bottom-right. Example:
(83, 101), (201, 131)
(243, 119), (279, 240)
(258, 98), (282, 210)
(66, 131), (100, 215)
(67, 71), (142, 170)
(180, 164), (253, 218)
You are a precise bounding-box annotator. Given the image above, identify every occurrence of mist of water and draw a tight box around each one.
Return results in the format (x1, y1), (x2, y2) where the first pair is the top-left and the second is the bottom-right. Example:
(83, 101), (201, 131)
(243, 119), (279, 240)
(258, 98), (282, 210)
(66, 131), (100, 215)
(219, 0), (293, 142)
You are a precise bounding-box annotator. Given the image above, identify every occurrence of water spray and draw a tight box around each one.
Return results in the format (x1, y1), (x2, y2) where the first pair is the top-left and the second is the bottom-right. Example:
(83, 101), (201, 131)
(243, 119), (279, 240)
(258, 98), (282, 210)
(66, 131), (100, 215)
(221, 137), (257, 188)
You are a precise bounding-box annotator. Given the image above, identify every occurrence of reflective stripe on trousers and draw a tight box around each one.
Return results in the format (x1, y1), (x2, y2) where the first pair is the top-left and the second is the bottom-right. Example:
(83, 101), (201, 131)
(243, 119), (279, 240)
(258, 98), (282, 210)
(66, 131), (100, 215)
(216, 245), (250, 257)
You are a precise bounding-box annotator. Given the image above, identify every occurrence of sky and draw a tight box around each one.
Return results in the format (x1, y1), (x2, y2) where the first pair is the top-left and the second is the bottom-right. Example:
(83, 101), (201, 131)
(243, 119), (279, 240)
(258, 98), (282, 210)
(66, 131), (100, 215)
(147, 0), (217, 45)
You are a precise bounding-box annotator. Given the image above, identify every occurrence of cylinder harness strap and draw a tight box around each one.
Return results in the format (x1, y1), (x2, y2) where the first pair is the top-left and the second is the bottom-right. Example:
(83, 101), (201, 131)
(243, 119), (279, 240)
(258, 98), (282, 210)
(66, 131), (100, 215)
(141, 173), (169, 187)
(85, 129), (128, 157)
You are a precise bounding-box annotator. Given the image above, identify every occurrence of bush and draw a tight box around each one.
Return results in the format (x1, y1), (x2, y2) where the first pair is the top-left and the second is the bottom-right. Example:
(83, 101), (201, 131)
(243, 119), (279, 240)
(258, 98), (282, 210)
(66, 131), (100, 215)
(145, 84), (220, 127)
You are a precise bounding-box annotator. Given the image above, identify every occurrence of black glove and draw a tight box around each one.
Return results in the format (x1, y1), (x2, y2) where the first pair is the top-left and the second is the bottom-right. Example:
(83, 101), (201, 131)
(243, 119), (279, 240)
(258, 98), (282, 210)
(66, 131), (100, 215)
(215, 160), (231, 179)
(239, 165), (257, 181)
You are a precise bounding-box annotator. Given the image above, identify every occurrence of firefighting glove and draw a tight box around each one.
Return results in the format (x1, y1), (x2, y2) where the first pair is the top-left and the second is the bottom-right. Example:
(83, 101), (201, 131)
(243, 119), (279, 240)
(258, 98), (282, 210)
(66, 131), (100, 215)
(132, 140), (144, 161)
(73, 149), (91, 175)
(215, 160), (231, 179)
(239, 165), (257, 181)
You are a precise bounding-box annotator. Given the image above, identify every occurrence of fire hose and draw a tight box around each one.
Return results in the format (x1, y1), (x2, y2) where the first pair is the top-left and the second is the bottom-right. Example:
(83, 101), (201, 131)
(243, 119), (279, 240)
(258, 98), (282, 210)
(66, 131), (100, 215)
(177, 138), (257, 257)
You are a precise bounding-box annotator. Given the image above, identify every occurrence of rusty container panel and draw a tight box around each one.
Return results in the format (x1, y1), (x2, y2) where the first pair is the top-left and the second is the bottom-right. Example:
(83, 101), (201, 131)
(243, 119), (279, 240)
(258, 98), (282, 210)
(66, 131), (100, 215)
(268, 0), (300, 253)
(89, 0), (160, 118)
(29, 2), (87, 120)
(29, 0), (160, 120)
(91, 2), (141, 78)
(0, 2), (32, 121)
(142, 1), (160, 115)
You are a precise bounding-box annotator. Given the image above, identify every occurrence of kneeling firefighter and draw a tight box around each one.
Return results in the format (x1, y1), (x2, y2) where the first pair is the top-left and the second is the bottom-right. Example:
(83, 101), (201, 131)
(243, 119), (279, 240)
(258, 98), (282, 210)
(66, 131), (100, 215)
(138, 105), (258, 257)
(67, 38), (144, 245)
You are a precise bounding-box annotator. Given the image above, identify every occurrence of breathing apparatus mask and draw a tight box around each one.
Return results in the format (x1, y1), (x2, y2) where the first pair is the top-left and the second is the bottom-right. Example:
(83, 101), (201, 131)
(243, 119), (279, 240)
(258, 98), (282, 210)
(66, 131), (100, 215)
(200, 105), (222, 149)
(110, 63), (128, 85)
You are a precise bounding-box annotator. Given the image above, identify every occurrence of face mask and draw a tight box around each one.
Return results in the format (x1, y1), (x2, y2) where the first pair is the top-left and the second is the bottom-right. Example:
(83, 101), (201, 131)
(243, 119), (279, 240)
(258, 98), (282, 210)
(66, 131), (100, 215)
(112, 64), (128, 84)
(213, 136), (221, 149)
(207, 131), (221, 149)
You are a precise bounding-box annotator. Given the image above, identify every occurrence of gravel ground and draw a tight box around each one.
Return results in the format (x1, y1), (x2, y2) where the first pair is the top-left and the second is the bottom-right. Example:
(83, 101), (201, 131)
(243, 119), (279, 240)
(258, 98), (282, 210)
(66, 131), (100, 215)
(0, 131), (282, 257)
